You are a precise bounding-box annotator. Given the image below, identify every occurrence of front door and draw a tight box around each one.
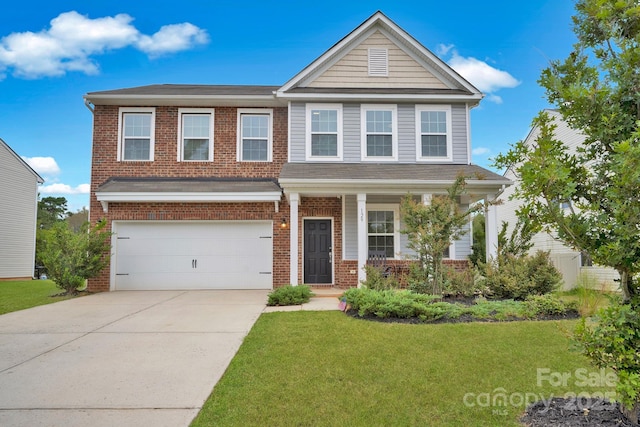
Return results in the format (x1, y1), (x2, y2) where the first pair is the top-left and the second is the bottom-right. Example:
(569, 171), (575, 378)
(304, 219), (332, 284)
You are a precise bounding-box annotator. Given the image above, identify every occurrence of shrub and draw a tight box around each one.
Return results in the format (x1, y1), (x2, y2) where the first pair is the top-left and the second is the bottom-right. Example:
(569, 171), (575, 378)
(480, 251), (562, 300)
(524, 294), (577, 316)
(267, 285), (313, 306)
(39, 220), (111, 295)
(361, 265), (399, 290)
(342, 288), (440, 319)
(573, 300), (640, 422)
(442, 265), (480, 297)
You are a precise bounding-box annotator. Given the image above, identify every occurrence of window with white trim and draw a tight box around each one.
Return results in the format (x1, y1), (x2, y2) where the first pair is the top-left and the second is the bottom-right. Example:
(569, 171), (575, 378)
(119, 108), (155, 161)
(238, 109), (273, 162)
(416, 105), (452, 161)
(178, 109), (214, 161)
(361, 105), (397, 160)
(306, 104), (343, 160)
(367, 205), (399, 258)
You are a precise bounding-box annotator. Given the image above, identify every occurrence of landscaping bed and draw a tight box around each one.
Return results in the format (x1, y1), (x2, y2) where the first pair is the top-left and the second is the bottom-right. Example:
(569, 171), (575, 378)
(521, 397), (637, 426)
(341, 288), (580, 324)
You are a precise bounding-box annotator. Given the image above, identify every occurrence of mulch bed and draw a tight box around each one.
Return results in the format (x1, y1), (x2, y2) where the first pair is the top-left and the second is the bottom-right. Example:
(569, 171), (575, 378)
(344, 309), (580, 324)
(521, 397), (638, 426)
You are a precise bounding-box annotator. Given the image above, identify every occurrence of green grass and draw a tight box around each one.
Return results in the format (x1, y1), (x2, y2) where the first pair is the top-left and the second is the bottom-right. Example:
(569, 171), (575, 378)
(192, 312), (614, 426)
(0, 279), (77, 315)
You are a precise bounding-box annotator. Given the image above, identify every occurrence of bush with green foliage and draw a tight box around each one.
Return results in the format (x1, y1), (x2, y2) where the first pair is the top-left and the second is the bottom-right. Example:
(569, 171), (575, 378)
(442, 266), (480, 298)
(524, 294), (577, 316)
(341, 288), (576, 322)
(479, 251), (562, 300)
(573, 300), (640, 423)
(267, 285), (313, 306)
(360, 265), (399, 290)
(39, 220), (111, 295)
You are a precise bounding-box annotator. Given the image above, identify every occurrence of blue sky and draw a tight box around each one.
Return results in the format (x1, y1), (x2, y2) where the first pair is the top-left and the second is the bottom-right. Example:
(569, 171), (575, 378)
(0, 0), (577, 212)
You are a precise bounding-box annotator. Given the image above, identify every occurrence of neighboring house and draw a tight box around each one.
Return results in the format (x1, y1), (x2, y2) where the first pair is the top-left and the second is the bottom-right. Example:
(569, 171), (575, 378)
(496, 109), (618, 290)
(84, 11), (510, 292)
(0, 138), (44, 280)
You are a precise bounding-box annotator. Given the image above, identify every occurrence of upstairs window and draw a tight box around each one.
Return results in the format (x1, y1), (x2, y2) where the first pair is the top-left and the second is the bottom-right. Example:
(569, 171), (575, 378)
(119, 108), (155, 161)
(362, 105), (397, 160)
(416, 105), (452, 161)
(238, 109), (272, 162)
(306, 104), (343, 160)
(178, 109), (214, 161)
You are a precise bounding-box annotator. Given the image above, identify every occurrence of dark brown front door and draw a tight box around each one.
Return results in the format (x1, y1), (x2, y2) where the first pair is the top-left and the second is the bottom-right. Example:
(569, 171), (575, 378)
(304, 220), (332, 284)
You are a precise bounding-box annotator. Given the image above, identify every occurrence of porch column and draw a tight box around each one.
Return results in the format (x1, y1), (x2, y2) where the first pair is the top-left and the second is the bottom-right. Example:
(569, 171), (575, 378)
(357, 193), (367, 287)
(289, 193), (299, 285)
(422, 193), (432, 205)
(485, 193), (498, 261)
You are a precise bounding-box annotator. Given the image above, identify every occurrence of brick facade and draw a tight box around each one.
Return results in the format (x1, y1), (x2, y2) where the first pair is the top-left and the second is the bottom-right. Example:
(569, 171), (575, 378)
(88, 105), (289, 292)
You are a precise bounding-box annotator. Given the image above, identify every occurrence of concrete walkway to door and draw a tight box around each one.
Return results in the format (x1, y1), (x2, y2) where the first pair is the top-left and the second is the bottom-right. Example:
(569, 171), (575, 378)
(0, 290), (268, 427)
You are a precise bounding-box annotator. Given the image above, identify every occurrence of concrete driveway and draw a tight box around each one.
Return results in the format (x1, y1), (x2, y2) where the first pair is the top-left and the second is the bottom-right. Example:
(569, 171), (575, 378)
(0, 290), (268, 427)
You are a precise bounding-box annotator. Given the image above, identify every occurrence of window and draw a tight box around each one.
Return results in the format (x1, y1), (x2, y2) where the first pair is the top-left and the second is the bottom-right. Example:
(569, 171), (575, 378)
(361, 105), (397, 160)
(306, 104), (342, 160)
(416, 105), (452, 161)
(368, 48), (388, 76)
(178, 109), (214, 161)
(367, 205), (399, 258)
(119, 108), (155, 161)
(238, 109), (273, 162)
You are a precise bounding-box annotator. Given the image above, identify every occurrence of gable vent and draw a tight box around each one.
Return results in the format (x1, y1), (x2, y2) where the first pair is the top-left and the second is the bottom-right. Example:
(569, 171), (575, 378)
(368, 48), (388, 76)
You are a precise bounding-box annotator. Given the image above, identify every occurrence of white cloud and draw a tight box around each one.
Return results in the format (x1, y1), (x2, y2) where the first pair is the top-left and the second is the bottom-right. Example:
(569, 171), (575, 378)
(441, 46), (520, 103)
(40, 183), (90, 195)
(136, 23), (209, 57)
(472, 147), (490, 156)
(22, 156), (60, 175)
(0, 11), (209, 79)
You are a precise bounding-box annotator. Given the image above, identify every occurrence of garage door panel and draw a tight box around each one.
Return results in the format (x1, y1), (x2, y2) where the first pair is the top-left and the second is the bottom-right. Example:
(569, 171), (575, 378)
(113, 221), (273, 290)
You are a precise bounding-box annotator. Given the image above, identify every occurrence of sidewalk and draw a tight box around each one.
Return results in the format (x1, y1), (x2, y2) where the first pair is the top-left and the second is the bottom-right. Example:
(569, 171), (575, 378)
(263, 288), (344, 313)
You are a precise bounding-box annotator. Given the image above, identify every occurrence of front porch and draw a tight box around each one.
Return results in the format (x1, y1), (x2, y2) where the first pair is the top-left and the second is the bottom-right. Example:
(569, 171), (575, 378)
(279, 163), (510, 288)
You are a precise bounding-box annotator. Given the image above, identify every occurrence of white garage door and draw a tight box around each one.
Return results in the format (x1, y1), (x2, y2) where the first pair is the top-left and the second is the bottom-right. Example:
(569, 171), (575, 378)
(113, 221), (273, 290)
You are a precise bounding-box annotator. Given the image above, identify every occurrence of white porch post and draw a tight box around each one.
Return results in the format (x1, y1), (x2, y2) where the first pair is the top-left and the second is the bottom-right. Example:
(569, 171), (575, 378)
(289, 193), (299, 285)
(357, 193), (367, 287)
(485, 193), (498, 261)
(422, 193), (432, 205)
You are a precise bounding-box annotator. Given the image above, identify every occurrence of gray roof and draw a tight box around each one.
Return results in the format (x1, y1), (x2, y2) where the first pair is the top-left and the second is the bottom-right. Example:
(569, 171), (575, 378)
(96, 177), (282, 193)
(86, 84), (280, 97)
(279, 163), (509, 183)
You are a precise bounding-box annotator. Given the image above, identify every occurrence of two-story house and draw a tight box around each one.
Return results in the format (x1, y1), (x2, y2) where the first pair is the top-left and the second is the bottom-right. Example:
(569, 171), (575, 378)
(85, 11), (510, 292)
(0, 138), (43, 280)
(497, 109), (618, 290)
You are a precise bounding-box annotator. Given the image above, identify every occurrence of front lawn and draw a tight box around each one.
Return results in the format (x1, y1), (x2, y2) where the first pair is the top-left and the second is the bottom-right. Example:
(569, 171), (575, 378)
(0, 279), (76, 315)
(192, 312), (614, 426)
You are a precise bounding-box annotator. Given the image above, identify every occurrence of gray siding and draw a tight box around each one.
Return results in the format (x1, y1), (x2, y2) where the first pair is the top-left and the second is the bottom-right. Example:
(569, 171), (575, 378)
(451, 104), (469, 164)
(343, 195), (358, 259)
(289, 102), (306, 162)
(289, 102), (469, 164)
(343, 104), (360, 162)
(0, 142), (40, 278)
(397, 104), (416, 162)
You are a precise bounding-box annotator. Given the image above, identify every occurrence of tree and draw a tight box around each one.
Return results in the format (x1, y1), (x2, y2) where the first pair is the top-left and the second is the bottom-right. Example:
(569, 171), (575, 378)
(400, 176), (480, 294)
(494, 0), (640, 301)
(37, 196), (68, 229)
(66, 207), (89, 232)
(39, 220), (111, 295)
